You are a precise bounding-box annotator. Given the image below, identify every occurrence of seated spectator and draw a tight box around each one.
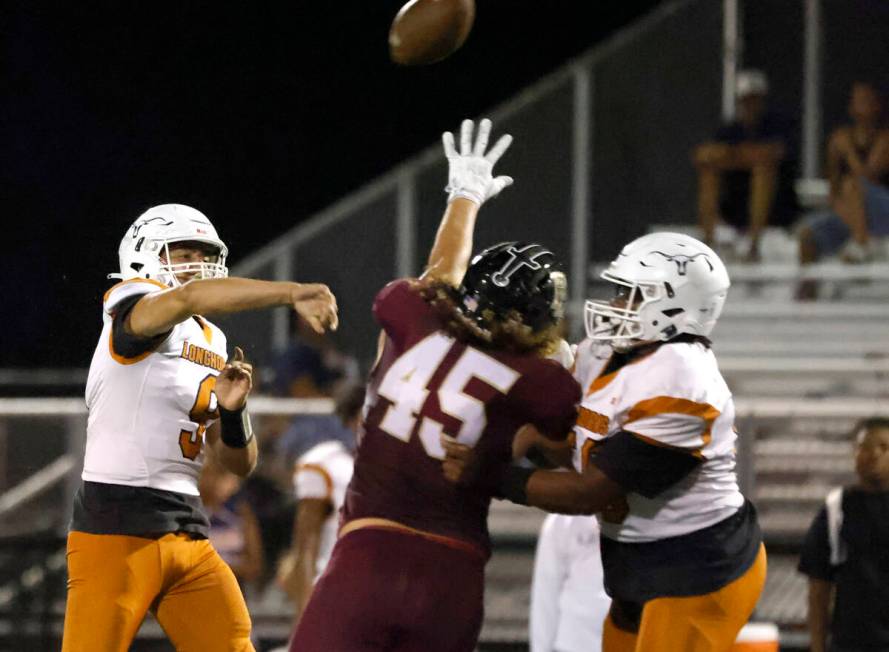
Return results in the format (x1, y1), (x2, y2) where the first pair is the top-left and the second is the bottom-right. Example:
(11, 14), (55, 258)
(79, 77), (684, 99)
(239, 458), (296, 589)
(270, 316), (359, 399)
(693, 69), (799, 261)
(798, 417), (889, 652)
(276, 381), (365, 623)
(198, 454), (265, 591)
(263, 318), (361, 541)
(797, 81), (889, 292)
(272, 389), (359, 476)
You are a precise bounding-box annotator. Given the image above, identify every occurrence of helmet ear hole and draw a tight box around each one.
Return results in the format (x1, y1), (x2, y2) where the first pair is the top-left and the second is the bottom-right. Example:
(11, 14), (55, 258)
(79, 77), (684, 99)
(662, 308), (684, 317)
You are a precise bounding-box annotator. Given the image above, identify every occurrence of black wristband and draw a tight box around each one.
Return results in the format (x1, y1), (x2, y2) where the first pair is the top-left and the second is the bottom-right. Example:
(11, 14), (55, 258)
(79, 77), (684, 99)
(497, 465), (535, 506)
(218, 405), (254, 449)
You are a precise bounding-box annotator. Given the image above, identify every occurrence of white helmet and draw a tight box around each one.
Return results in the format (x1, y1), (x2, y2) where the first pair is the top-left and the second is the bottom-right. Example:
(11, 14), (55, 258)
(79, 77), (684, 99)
(584, 232), (730, 349)
(111, 204), (229, 286)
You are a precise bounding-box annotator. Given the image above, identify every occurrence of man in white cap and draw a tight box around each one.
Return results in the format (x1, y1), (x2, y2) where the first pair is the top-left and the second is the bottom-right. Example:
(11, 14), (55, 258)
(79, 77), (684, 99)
(693, 69), (799, 261)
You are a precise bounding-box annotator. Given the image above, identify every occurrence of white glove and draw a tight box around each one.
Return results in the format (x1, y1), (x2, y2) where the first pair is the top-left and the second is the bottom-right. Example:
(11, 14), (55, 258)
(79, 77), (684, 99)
(442, 118), (514, 206)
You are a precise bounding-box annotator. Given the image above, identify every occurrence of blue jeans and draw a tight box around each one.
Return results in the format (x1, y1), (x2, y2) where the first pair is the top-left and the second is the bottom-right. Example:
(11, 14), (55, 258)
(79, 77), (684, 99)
(802, 179), (889, 255)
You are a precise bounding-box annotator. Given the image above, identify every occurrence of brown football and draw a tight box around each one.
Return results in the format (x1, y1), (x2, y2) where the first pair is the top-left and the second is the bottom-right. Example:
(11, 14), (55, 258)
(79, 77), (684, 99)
(388, 0), (476, 66)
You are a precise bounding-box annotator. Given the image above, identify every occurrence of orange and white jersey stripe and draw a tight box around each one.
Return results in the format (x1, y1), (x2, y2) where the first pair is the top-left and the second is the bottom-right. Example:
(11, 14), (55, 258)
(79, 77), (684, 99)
(83, 279), (228, 495)
(571, 338), (744, 542)
(293, 440), (355, 579)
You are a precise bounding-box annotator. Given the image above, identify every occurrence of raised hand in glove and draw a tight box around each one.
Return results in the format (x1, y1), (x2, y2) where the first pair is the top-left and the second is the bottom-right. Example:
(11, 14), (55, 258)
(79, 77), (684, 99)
(442, 118), (514, 206)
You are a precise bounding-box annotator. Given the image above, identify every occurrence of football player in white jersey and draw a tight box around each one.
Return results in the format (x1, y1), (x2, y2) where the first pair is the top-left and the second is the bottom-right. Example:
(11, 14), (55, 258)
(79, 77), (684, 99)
(530, 514), (610, 652)
(276, 381), (365, 624)
(445, 232), (766, 652)
(62, 203), (337, 652)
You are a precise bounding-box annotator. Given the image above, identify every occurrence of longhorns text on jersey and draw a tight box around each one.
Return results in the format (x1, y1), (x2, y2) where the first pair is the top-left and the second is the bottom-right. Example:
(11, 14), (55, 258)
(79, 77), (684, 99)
(83, 278), (228, 493)
(571, 336), (743, 542)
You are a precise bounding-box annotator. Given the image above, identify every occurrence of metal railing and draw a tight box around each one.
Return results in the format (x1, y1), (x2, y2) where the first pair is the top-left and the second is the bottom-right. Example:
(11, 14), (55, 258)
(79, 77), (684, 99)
(219, 0), (726, 369)
(0, 394), (885, 524)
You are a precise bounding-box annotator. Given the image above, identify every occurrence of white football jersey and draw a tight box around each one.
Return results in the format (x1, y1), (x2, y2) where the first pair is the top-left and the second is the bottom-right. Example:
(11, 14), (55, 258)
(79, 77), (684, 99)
(572, 338), (744, 542)
(83, 279), (228, 495)
(293, 440), (355, 579)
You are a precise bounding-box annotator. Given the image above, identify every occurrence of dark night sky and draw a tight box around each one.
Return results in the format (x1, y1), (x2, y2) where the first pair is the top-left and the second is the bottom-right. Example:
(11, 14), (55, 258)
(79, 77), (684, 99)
(1, 0), (663, 369)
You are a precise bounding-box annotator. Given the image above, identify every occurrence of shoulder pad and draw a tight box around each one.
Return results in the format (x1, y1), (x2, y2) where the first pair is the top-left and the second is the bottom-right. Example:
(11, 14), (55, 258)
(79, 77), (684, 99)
(103, 279), (168, 314)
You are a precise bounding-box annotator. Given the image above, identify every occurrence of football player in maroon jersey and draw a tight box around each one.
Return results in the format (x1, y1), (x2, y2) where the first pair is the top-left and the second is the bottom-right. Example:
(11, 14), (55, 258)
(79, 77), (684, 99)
(289, 118), (581, 652)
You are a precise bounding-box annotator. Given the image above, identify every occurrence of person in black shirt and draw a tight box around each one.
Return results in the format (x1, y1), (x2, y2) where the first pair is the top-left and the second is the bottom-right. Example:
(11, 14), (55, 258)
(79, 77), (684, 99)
(693, 69), (799, 261)
(798, 417), (889, 652)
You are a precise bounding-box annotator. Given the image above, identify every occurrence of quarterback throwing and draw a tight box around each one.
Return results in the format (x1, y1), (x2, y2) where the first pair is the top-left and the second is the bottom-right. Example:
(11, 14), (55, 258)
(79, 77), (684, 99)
(62, 204), (337, 652)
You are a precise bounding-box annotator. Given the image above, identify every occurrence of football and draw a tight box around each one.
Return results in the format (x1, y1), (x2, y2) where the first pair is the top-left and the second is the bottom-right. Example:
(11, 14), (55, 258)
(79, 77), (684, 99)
(388, 0), (476, 66)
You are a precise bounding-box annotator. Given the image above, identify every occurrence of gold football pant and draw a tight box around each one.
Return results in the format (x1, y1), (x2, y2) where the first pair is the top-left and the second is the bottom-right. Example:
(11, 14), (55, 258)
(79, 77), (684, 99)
(603, 544), (767, 652)
(62, 531), (254, 652)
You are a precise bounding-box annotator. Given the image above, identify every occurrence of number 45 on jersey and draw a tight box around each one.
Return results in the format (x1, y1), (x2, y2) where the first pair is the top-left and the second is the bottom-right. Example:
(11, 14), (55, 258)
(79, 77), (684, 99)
(376, 333), (520, 459)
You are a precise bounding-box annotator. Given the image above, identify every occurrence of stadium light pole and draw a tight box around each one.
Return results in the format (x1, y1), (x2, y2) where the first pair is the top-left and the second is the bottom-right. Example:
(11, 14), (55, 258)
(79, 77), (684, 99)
(396, 170), (417, 280)
(721, 0), (740, 123)
(571, 64), (592, 344)
(272, 250), (293, 352)
(802, 0), (823, 179)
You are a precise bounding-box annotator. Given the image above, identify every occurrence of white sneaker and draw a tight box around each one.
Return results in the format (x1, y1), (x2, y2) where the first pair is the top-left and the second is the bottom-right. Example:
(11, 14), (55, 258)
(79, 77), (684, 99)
(839, 240), (875, 263)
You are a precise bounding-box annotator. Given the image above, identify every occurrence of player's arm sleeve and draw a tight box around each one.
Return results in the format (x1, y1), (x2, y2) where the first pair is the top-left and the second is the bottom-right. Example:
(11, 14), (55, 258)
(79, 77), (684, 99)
(622, 395), (721, 452)
(798, 507), (835, 581)
(109, 293), (170, 359)
(547, 339), (574, 370)
(372, 279), (431, 349)
(525, 365), (582, 440)
(293, 463), (334, 509)
(590, 430), (702, 498)
(529, 515), (567, 652)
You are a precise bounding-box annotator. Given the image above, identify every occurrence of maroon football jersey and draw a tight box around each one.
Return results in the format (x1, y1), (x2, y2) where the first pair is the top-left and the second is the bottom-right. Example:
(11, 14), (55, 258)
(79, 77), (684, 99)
(342, 279), (580, 556)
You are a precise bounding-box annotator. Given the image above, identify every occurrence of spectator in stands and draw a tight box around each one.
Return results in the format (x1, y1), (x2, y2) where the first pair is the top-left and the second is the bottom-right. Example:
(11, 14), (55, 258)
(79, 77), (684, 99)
(250, 320), (361, 572)
(271, 315), (360, 399)
(798, 417), (889, 652)
(276, 381), (364, 624)
(269, 314), (360, 475)
(693, 69), (799, 261)
(273, 395), (358, 474)
(530, 514), (611, 652)
(199, 454), (265, 590)
(796, 81), (889, 296)
(234, 360), (297, 577)
(239, 449), (296, 589)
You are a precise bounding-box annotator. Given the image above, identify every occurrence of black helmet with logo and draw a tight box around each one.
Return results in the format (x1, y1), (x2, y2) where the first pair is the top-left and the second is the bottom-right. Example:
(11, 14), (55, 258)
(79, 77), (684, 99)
(457, 242), (567, 333)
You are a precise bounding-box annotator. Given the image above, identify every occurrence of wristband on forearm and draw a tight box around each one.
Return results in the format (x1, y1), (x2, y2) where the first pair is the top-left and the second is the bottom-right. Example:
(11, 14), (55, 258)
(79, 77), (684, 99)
(218, 405), (254, 449)
(497, 465), (535, 506)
